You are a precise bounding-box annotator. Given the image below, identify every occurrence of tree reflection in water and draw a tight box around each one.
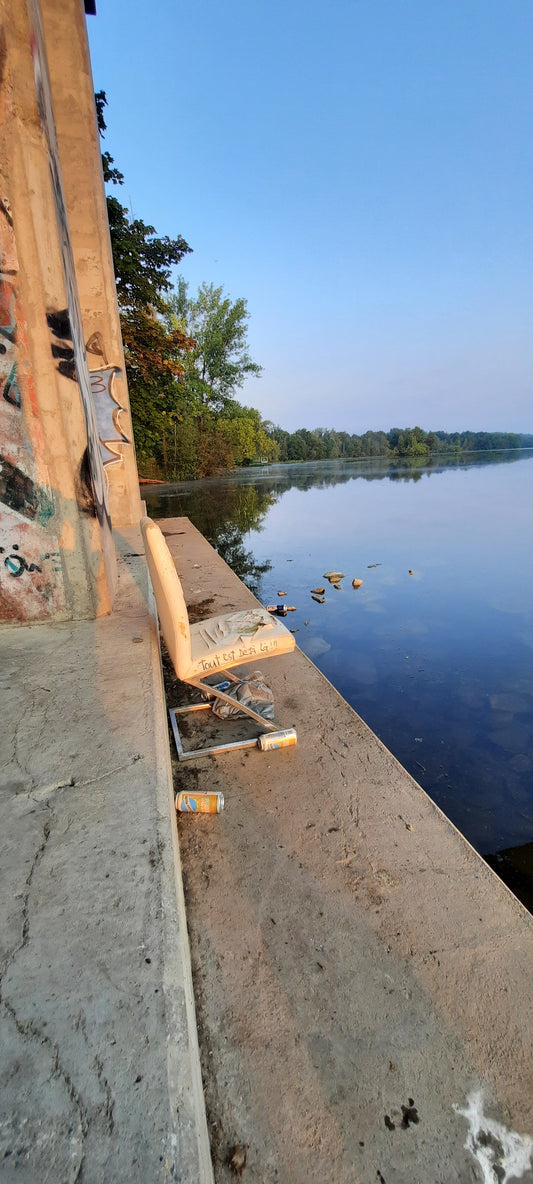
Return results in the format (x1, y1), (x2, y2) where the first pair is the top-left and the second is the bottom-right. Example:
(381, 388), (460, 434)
(145, 479), (276, 596)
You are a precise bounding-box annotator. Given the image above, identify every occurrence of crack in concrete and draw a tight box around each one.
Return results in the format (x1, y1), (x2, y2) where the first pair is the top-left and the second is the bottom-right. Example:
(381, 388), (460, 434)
(22, 818), (50, 948)
(75, 1010), (116, 1136)
(0, 814), (52, 994)
(73, 754), (143, 789)
(94, 1053), (116, 1135)
(35, 691), (52, 756)
(26, 755), (143, 801)
(9, 689), (39, 780)
(3, 997), (88, 1183)
(30, 778), (75, 802)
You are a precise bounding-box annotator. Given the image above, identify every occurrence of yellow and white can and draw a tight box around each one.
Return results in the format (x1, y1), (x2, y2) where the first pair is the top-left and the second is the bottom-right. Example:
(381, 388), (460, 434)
(257, 728), (297, 752)
(175, 792), (224, 813)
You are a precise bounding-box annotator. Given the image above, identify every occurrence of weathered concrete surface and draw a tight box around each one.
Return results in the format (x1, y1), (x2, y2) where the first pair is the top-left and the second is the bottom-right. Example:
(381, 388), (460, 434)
(161, 517), (533, 1184)
(0, 529), (213, 1183)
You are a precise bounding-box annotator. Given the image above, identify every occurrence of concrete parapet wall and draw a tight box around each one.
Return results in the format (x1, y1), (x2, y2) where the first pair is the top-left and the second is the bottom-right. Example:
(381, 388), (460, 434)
(0, 0), (141, 624)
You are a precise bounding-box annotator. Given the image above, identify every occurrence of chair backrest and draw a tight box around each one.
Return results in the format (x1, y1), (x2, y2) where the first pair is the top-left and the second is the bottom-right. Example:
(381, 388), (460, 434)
(140, 517), (192, 679)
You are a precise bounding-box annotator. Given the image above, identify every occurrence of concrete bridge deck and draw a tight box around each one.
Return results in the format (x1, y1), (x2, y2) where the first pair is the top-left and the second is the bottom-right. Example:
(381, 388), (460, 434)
(0, 515), (532, 1184)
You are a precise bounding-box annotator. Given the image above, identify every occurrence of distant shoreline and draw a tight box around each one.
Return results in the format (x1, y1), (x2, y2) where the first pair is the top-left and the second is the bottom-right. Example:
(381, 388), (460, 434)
(138, 446), (533, 489)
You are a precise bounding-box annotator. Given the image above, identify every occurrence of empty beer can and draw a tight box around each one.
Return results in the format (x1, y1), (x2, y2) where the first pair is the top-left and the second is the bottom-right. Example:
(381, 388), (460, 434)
(175, 792), (224, 813)
(257, 728), (297, 751)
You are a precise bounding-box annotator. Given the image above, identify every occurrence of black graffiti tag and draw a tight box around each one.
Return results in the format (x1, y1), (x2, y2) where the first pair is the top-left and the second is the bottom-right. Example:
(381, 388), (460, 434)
(0, 544), (42, 578)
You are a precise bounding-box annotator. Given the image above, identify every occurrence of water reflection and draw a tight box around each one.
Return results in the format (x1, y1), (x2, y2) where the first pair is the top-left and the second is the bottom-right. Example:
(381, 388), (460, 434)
(145, 480), (275, 596)
(145, 450), (533, 909)
(145, 450), (533, 595)
(147, 447), (532, 504)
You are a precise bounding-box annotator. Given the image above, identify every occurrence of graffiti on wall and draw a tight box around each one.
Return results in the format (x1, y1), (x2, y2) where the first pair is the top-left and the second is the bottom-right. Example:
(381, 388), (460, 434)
(0, 455), (54, 522)
(46, 307), (75, 381)
(46, 308), (130, 469)
(89, 367), (129, 466)
(0, 197), (21, 408)
(0, 284), (20, 408)
(0, 196), (65, 620)
(1, 540), (60, 578)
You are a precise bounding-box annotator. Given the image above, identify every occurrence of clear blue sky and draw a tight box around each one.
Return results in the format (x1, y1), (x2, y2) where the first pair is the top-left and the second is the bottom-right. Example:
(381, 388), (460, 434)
(87, 0), (533, 434)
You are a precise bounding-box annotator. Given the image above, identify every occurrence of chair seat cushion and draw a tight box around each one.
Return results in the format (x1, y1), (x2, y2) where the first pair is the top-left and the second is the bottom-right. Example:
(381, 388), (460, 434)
(187, 608), (295, 678)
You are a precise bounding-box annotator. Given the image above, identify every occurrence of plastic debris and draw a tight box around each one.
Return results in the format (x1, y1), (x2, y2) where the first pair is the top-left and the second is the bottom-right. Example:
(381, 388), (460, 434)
(211, 670), (274, 721)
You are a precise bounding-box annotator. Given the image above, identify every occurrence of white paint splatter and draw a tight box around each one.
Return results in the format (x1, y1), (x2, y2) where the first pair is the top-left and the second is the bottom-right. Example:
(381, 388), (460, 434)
(455, 1089), (533, 1184)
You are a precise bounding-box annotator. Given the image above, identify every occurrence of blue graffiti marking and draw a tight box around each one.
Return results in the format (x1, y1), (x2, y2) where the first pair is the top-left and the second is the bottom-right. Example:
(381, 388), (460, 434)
(4, 554), (42, 578)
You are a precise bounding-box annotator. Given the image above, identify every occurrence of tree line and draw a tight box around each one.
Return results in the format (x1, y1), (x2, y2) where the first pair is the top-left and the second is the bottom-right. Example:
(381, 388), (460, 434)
(96, 93), (533, 481)
(267, 426), (533, 463)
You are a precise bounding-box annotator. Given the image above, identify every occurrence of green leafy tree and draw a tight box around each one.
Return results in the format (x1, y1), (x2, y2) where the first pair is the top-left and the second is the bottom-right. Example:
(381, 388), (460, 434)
(95, 90), (194, 466)
(269, 425), (290, 461)
(119, 308), (194, 462)
(105, 197), (191, 313)
(168, 278), (262, 416)
(94, 90), (124, 186)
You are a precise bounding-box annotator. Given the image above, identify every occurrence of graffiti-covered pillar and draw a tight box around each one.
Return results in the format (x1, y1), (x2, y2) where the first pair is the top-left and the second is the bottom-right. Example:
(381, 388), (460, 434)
(0, 0), (118, 622)
(41, 0), (142, 530)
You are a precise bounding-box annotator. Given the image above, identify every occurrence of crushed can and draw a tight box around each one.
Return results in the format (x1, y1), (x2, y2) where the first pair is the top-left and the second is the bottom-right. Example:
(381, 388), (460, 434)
(175, 791), (224, 813)
(257, 728), (297, 751)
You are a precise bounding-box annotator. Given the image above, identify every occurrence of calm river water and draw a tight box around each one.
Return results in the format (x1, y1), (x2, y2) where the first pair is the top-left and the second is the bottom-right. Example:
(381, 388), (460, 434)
(145, 451), (533, 904)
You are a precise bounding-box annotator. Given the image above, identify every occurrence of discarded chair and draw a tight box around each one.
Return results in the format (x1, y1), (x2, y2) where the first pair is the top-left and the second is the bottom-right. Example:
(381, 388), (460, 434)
(140, 517), (297, 760)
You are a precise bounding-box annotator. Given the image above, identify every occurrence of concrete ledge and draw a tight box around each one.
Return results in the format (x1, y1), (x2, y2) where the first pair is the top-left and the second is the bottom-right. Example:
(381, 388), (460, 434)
(160, 517), (533, 1184)
(0, 528), (213, 1183)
